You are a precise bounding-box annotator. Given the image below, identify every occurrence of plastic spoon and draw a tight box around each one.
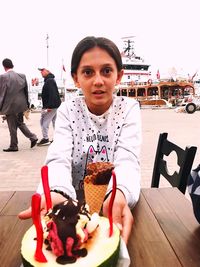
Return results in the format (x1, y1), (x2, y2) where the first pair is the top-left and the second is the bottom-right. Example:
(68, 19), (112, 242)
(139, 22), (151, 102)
(108, 170), (117, 237)
(41, 165), (52, 211)
(32, 193), (47, 262)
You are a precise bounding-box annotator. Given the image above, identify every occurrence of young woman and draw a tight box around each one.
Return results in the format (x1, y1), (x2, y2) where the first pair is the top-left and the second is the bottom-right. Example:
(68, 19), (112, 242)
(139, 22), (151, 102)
(19, 36), (142, 244)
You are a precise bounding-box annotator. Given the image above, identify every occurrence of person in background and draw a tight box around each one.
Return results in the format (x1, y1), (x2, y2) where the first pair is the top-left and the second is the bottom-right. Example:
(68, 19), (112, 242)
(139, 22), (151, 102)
(37, 67), (61, 146)
(19, 36), (142, 244)
(188, 164), (200, 224)
(0, 58), (38, 152)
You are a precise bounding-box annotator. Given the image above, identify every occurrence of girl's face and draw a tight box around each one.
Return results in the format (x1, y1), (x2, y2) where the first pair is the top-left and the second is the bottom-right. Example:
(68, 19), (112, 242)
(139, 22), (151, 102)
(72, 47), (123, 115)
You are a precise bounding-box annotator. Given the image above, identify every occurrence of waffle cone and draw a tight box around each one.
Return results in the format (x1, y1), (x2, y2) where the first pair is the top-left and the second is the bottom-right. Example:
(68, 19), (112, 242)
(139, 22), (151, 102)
(84, 181), (108, 214)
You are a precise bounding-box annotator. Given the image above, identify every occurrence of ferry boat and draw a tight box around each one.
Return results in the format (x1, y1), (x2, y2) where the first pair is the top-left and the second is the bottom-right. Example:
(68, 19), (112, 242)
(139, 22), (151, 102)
(117, 78), (195, 107)
(117, 37), (195, 107)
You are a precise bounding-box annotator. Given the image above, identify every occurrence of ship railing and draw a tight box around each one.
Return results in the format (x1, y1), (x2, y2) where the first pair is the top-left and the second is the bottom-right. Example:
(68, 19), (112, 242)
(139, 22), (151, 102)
(120, 80), (159, 87)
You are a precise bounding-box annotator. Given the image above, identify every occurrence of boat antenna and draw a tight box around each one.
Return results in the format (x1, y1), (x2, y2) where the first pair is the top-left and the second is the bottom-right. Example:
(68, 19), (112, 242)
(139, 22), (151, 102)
(121, 36), (135, 39)
(46, 34), (49, 67)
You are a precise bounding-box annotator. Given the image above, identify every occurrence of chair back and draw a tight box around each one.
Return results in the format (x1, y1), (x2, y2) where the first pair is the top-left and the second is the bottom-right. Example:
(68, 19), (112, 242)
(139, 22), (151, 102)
(151, 132), (197, 194)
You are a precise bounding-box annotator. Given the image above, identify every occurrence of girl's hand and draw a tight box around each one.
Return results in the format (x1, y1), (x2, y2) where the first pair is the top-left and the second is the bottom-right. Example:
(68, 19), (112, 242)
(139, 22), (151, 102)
(102, 189), (134, 244)
(18, 192), (67, 220)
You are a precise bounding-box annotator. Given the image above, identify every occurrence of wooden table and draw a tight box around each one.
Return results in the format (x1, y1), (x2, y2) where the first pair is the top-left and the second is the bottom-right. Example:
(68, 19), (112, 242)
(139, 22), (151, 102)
(0, 188), (200, 267)
(130, 188), (200, 267)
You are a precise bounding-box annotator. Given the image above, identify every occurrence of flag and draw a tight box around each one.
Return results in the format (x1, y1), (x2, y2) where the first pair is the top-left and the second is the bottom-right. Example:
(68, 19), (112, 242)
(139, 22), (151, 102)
(63, 65), (66, 72)
(156, 69), (160, 80)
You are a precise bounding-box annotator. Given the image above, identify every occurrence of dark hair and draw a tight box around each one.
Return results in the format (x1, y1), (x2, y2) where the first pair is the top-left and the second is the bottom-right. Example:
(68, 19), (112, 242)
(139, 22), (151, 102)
(2, 58), (14, 69)
(71, 36), (123, 76)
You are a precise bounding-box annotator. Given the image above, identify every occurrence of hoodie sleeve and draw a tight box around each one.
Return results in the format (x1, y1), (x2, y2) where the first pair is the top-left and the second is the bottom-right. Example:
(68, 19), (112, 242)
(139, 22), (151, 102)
(37, 102), (77, 200)
(107, 100), (142, 209)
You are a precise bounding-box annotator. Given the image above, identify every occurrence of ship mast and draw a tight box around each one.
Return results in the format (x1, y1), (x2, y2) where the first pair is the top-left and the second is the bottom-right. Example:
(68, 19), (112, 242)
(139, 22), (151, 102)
(46, 34), (49, 67)
(122, 36), (135, 58)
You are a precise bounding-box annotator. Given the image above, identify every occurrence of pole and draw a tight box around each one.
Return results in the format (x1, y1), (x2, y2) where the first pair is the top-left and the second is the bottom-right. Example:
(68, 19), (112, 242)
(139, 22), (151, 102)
(46, 34), (49, 67)
(61, 58), (63, 80)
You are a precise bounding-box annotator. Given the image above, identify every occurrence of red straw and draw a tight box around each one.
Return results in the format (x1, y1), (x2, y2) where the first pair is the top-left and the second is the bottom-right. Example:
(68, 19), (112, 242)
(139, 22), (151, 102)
(41, 165), (52, 211)
(32, 193), (47, 262)
(108, 170), (117, 237)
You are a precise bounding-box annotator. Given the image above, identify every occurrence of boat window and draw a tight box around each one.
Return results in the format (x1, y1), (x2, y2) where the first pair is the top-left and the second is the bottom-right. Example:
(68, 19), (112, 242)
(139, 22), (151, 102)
(129, 89), (135, 97)
(172, 89), (181, 96)
(137, 88), (145, 96)
(122, 89), (128, 96)
(147, 87), (158, 96)
(160, 87), (169, 99)
(116, 90), (121, 96)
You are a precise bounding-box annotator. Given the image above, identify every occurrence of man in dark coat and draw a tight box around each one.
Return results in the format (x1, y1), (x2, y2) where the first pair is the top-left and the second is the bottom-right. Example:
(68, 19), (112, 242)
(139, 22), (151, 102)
(37, 67), (61, 146)
(0, 58), (38, 152)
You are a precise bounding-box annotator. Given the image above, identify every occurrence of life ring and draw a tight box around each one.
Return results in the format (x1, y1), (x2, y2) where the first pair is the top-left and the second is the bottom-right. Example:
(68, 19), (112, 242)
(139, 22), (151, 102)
(147, 79), (152, 85)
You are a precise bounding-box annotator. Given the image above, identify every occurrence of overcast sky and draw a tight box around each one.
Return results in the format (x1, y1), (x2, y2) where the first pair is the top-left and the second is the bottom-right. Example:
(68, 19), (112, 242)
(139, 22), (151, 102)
(1, 0), (200, 83)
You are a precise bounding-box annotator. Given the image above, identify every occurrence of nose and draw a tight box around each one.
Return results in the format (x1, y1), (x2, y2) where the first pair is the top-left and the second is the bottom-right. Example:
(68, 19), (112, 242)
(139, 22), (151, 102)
(93, 73), (104, 86)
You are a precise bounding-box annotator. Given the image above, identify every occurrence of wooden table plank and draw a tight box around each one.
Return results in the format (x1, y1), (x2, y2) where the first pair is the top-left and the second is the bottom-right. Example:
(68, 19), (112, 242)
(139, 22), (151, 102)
(1, 191), (34, 215)
(142, 188), (200, 267)
(0, 191), (14, 214)
(0, 191), (34, 267)
(0, 215), (32, 267)
(159, 187), (200, 231)
(129, 192), (181, 267)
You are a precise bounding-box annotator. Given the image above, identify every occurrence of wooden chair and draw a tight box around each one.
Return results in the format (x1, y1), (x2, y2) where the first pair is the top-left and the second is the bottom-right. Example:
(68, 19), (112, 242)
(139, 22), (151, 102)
(151, 132), (197, 194)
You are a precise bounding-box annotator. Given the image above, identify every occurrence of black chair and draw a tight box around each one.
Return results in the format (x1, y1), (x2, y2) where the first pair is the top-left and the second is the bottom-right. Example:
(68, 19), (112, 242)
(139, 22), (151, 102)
(151, 132), (197, 194)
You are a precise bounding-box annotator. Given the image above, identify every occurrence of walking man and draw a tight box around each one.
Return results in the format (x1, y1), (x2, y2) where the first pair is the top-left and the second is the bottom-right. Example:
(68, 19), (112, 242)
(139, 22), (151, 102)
(37, 67), (61, 146)
(0, 58), (38, 152)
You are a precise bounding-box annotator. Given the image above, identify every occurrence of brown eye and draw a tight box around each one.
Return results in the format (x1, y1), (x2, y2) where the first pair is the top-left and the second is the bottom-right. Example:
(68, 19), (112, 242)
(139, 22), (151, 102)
(83, 69), (93, 76)
(102, 67), (112, 75)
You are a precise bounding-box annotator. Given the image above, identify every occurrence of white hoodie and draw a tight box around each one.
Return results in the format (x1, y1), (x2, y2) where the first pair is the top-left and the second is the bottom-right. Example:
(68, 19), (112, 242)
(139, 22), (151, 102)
(37, 95), (142, 208)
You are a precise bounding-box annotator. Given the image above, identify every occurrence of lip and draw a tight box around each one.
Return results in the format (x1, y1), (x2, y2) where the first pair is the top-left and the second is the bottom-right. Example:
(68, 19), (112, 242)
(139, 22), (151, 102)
(92, 91), (105, 99)
(92, 90), (105, 95)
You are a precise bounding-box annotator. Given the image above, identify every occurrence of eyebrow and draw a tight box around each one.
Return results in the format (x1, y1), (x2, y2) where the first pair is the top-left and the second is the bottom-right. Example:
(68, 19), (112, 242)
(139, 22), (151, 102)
(80, 63), (114, 69)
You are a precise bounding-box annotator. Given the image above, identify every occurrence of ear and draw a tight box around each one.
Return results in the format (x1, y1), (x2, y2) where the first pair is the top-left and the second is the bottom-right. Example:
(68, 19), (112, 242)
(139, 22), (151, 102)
(72, 73), (81, 88)
(115, 69), (124, 85)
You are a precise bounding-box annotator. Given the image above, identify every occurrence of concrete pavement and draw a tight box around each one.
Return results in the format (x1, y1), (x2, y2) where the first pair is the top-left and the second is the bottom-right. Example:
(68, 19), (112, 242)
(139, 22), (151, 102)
(0, 112), (53, 191)
(0, 109), (199, 192)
